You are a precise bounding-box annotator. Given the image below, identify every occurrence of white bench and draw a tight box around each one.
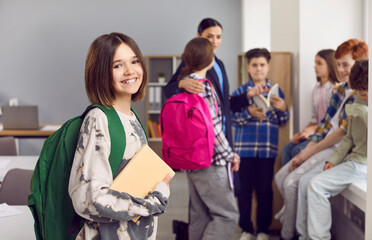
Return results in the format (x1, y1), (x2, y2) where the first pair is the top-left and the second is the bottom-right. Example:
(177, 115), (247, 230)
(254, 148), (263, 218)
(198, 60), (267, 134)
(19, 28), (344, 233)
(341, 182), (367, 212)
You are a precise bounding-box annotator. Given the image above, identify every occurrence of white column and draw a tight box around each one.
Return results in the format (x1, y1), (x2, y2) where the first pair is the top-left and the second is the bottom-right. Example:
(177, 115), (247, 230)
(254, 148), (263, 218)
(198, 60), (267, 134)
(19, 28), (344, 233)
(241, 0), (271, 52)
(365, 2), (372, 239)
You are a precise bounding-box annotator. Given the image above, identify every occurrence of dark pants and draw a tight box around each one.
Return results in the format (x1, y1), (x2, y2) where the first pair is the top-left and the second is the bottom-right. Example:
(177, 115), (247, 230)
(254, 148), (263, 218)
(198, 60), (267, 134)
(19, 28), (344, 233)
(238, 157), (275, 234)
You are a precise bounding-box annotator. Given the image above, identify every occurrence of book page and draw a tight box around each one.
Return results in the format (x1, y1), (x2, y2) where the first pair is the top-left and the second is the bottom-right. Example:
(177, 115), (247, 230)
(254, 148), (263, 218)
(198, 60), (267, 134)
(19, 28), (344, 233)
(249, 84), (280, 113)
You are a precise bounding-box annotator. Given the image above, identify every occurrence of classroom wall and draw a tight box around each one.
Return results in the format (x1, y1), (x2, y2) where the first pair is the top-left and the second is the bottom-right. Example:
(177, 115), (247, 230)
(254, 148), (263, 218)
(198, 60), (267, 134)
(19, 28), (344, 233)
(298, 0), (364, 131)
(270, 0), (364, 132)
(0, 0), (241, 155)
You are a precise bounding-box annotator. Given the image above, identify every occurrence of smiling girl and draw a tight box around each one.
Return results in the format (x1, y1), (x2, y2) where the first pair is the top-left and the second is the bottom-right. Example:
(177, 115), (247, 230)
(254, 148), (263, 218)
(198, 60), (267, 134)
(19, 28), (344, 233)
(69, 32), (171, 240)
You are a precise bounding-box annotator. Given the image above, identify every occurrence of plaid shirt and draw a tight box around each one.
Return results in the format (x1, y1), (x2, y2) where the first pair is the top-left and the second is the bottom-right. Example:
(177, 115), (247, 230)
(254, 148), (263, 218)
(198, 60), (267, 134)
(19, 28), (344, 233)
(231, 79), (289, 158)
(309, 82), (355, 143)
(188, 73), (234, 165)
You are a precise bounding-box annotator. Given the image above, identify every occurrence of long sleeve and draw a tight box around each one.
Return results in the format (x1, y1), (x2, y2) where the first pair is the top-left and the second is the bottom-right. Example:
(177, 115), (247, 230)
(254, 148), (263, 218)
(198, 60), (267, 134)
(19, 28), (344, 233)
(69, 109), (170, 224)
(328, 100), (368, 166)
(164, 61), (185, 99)
(198, 81), (234, 163)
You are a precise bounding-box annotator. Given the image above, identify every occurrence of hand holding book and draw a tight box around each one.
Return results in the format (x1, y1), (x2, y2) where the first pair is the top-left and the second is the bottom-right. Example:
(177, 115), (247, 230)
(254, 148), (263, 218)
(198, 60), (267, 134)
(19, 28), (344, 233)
(248, 84), (285, 113)
(270, 96), (286, 112)
(247, 84), (270, 98)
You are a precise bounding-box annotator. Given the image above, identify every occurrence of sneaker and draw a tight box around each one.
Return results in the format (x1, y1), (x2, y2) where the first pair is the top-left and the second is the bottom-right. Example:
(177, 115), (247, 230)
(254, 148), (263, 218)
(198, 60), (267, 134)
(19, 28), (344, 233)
(257, 233), (269, 240)
(239, 231), (255, 240)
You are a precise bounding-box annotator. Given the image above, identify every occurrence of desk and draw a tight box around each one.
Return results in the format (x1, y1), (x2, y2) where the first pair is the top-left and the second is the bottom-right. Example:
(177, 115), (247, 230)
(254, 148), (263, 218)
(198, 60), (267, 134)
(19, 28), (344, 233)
(0, 205), (35, 240)
(0, 124), (61, 138)
(0, 156), (38, 182)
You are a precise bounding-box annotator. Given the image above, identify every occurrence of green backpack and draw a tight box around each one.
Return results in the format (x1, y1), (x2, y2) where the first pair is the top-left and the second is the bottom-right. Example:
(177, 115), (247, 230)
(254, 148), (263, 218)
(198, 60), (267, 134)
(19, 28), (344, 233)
(27, 105), (145, 240)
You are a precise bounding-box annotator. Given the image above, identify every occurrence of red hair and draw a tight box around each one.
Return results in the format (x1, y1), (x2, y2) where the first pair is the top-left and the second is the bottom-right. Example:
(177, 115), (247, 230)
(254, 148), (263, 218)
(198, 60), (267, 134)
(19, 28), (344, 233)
(335, 39), (368, 61)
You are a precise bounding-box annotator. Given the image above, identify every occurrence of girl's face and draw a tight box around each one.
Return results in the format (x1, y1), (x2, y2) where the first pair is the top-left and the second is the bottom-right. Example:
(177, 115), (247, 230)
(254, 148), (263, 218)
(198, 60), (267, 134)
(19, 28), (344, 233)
(198, 26), (222, 53)
(246, 57), (270, 83)
(336, 53), (355, 82)
(314, 55), (329, 80)
(112, 43), (143, 98)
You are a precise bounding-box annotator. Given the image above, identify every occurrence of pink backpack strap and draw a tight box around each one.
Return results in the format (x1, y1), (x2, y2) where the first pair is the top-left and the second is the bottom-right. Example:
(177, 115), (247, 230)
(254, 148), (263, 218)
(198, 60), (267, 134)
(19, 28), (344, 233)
(198, 78), (218, 115)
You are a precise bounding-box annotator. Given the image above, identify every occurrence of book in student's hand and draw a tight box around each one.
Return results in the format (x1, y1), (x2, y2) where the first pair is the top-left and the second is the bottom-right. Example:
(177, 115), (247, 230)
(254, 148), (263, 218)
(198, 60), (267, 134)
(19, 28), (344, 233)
(249, 83), (279, 112)
(109, 144), (175, 222)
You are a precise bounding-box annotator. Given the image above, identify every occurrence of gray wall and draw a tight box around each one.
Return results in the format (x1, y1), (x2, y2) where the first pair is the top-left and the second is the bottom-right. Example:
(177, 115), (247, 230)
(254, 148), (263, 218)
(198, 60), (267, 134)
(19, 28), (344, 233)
(0, 0), (241, 155)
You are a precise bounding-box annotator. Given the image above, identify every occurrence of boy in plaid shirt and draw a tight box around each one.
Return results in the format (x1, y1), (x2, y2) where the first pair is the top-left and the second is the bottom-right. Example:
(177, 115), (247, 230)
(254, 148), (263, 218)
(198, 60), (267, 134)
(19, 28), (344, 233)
(231, 48), (289, 240)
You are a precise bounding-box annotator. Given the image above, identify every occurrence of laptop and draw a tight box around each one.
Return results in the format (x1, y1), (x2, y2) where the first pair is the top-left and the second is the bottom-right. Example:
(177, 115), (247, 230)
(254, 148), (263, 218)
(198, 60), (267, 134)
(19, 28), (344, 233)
(1, 105), (40, 130)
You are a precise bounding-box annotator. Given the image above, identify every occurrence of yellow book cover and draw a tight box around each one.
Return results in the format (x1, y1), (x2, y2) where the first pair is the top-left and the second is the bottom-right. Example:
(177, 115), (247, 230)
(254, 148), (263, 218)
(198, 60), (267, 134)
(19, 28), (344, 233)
(109, 144), (175, 221)
(147, 120), (155, 138)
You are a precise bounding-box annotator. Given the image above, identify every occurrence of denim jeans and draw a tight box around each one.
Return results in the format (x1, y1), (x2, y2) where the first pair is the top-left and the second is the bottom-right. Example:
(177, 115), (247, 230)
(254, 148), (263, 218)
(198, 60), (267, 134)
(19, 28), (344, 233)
(307, 160), (367, 240)
(281, 140), (309, 166)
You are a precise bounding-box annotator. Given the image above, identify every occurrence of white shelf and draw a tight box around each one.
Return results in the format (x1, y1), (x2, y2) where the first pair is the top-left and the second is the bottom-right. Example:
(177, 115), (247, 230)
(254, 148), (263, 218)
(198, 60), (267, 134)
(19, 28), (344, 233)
(148, 110), (161, 114)
(148, 138), (162, 142)
(148, 82), (167, 87)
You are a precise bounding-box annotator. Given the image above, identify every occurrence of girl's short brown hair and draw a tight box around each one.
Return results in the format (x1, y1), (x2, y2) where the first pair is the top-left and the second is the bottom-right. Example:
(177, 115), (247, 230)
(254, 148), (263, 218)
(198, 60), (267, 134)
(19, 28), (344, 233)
(85, 32), (147, 107)
(335, 39), (369, 61)
(179, 38), (214, 80)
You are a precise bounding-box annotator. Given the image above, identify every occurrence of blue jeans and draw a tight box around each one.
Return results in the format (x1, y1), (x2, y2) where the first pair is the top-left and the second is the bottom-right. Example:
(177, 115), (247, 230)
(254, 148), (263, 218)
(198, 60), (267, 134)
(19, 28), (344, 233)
(281, 140), (309, 166)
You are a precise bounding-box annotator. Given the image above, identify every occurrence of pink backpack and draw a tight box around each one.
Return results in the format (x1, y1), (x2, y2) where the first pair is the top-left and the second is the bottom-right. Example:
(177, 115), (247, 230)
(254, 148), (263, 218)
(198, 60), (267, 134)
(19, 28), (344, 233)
(160, 79), (216, 170)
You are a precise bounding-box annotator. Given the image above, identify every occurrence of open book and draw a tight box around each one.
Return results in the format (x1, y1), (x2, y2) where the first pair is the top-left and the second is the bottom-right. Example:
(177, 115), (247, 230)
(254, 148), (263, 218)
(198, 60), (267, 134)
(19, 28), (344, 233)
(109, 144), (175, 222)
(249, 84), (279, 112)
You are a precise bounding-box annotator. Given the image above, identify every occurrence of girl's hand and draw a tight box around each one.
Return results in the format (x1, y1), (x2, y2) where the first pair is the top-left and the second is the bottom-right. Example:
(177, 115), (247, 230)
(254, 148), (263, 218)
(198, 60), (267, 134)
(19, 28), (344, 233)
(162, 173), (173, 187)
(178, 78), (204, 94)
(231, 153), (240, 172)
(248, 106), (266, 120)
(291, 132), (302, 144)
(324, 162), (334, 170)
(270, 96), (287, 112)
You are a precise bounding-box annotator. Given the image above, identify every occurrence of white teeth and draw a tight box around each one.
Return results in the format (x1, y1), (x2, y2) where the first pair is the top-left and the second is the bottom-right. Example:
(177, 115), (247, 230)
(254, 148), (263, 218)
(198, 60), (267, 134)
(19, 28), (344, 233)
(124, 78), (136, 84)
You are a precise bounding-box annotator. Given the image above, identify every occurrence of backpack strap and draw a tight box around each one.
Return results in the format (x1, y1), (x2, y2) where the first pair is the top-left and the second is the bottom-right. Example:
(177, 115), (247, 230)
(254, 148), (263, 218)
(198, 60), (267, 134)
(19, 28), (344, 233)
(198, 79), (218, 115)
(82, 105), (125, 177)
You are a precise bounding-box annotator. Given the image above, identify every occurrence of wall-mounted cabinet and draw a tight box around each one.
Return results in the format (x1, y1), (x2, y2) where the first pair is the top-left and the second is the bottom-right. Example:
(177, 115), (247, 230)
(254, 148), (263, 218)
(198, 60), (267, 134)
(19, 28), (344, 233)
(145, 55), (181, 156)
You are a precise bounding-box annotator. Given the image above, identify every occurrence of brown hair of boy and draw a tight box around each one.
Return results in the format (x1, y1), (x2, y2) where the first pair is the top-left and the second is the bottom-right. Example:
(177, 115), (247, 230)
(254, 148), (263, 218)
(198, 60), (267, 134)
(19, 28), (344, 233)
(245, 48), (271, 64)
(349, 60), (368, 91)
(85, 32), (147, 107)
(316, 49), (340, 84)
(179, 38), (214, 80)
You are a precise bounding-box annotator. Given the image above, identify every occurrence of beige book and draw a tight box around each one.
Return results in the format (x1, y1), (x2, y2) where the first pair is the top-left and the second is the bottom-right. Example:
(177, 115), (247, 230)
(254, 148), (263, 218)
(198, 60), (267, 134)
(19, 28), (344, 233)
(109, 144), (175, 222)
(249, 83), (279, 112)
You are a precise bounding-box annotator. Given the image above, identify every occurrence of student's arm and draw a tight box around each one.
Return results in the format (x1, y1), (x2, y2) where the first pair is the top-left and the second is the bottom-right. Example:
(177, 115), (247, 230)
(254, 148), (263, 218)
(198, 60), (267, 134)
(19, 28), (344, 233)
(230, 84), (270, 112)
(270, 88), (289, 126)
(200, 81), (234, 163)
(326, 128), (353, 167)
(231, 86), (258, 126)
(164, 60), (204, 97)
(298, 123), (318, 139)
(164, 61), (184, 98)
(290, 128), (345, 170)
(326, 102), (368, 168)
(69, 109), (170, 223)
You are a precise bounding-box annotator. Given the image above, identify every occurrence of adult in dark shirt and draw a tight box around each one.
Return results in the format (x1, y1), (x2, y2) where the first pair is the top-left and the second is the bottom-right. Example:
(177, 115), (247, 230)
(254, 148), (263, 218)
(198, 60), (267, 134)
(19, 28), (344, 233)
(164, 18), (267, 148)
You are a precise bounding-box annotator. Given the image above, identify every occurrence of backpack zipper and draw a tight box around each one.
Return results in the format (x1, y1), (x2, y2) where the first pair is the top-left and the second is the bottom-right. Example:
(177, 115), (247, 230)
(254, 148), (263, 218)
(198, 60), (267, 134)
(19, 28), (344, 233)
(188, 107), (195, 119)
